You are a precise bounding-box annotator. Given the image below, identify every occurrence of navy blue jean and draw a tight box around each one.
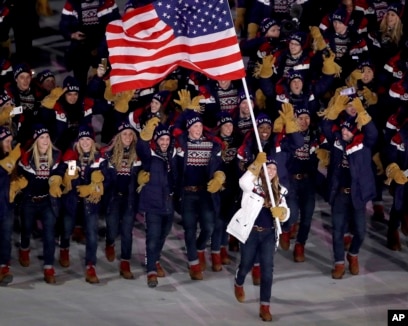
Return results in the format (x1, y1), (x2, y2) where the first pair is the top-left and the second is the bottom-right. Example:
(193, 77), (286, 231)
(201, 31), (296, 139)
(211, 215), (228, 251)
(181, 190), (215, 264)
(0, 206), (13, 266)
(286, 177), (316, 244)
(105, 194), (135, 260)
(20, 197), (57, 266)
(331, 192), (366, 263)
(145, 212), (173, 274)
(235, 228), (276, 304)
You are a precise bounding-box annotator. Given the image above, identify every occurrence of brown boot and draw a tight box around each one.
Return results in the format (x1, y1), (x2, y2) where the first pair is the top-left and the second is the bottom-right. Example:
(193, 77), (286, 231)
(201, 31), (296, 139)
(346, 254), (359, 275)
(85, 265), (100, 284)
(259, 304), (272, 322)
(211, 253), (222, 272)
(44, 267), (56, 284)
(387, 229), (402, 251)
(120, 260), (134, 279)
(220, 246), (231, 265)
(156, 262), (165, 277)
(19, 249), (30, 267)
(279, 231), (290, 251)
(343, 234), (352, 251)
(0, 266), (13, 285)
(197, 250), (206, 271)
(293, 243), (305, 263)
(147, 274), (158, 288)
(234, 284), (245, 303)
(251, 265), (261, 285)
(59, 248), (70, 268)
(290, 222), (299, 239)
(189, 264), (203, 280)
(105, 244), (116, 262)
(331, 263), (345, 279)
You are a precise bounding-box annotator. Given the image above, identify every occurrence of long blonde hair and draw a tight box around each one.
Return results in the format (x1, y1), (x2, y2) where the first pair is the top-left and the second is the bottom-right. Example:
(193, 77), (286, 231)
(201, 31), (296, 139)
(379, 14), (403, 45)
(110, 130), (138, 170)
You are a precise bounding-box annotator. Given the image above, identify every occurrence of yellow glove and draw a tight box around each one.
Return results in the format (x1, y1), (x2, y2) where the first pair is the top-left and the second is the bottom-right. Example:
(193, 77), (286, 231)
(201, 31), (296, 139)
(90, 170), (104, 183)
(207, 170), (226, 193)
(49, 175), (63, 198)
(140, 117), (160, 141)
(317, 95), (349, 120)
(41, 87), (66, 109)
(36, 0), (53, 16)
(62, 167), (79, 194)
(174, 89), (192, 111)
(361, 86), (378, 106)
(309, 26), (327, 51)
(351, 97), (372, 129)
(255, 88), (266, 110)
(385, 163), (408, 185)
(248, 152), (267, 176)
(234, 8), (246, 33)
(9, 175), (28, 203)
(247, 23), (259, 40)
(0, 143), (21, 174)
(253, 55), (275, 79)
(322, 50), (342, 77)
(76, 171), (104, 203)
(88, 181), (104, 203)
(345, 69), (362, 88)
(270, 206), (288, 222)
(0, 104), (13, 125)
(273, 116), (284, 133)
(279, 102), (299, 133)
(114, 90), (134, 113)
(315, 148), (330, 169)
(104, 79), (116, 102)
(159, 79), (178, 92)
(137, 170), (150, 193)
(187, 95), (204, 113)
(372, 152), (384, 176)
(76, 184), (92, 198)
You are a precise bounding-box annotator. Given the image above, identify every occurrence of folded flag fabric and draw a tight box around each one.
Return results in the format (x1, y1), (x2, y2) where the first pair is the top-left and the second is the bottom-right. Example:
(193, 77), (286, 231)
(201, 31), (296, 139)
(106, 0), (246, 93)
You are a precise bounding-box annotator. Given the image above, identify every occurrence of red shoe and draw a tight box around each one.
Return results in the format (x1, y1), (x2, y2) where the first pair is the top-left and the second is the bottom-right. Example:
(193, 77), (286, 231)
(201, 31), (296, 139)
(251, 265), (261, 285)
(120, 260), (134, 279)
(189, 264), (203, 280)
(220, 247), (231, 265)
(44, 267), (56, 284)
(156, 262), (165, 277)
(211, 253), (222, 272)
(105, 244), (115, 262)
(197, 251), (206, 271)
(331, 263), (345, 279)
(147, 274), (158, 288)
(293, 243), (305, 262)
(0, 266), (13, 285)
(59, 248), (70, 267)
(346, 254), (359, 275)
(259, 304), (272, 321)
(85, 265), (99, 284)
(234, 284), (245, 303)
(19, 249), (30, 267)
(279, 231), (290, 251)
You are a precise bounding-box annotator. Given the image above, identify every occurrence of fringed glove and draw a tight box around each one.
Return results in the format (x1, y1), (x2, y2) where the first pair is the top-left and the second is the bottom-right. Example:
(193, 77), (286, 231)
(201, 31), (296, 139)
(207, 170), (226, 193)
(159, 79), (178, 92)
(385, 163), (408, 185)
(140, 117), (160, 141)
(234, 8), (246, 33)
(317, 94), (349, 120)
(41, 87), (65, 109)
(351, 97), (372, 129)
(76, 170), (104, 203)
(309, 26), (327, 52)
(255, 88), (266, 110)
(322, 50), (342, 77)
(253, 55), (275, 79)
(248, 152), (267, 176)
(9, 175), (28, 203)
(137, 170), (150, 193)
(0, 104), (13, 125)
(114, 90), (134, 113)
(279, 102), (299, 133)
(104, 79), (116, 102)
(361, 86), (378, 106)
(372, 152), (384, 176)
(270, 206), (289, 222)
(0, 143), (21, 174)
(49, 175), (63, 198)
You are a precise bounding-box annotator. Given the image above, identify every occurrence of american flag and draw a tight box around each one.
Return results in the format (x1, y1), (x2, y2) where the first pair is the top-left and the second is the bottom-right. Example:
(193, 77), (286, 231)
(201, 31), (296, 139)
(106, 0), (246, 93)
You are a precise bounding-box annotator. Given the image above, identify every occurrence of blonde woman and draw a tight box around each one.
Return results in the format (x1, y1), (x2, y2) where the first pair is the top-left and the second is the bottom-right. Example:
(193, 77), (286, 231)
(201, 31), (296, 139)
(17, 125), (64, 284)
(101, 121), (141, 279)
(59, 124), (107, 283)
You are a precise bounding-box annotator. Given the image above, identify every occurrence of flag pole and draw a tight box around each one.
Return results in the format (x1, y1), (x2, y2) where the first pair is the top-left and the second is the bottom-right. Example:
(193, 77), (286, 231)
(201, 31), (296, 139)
(241, 78), (282, 237)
